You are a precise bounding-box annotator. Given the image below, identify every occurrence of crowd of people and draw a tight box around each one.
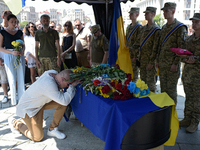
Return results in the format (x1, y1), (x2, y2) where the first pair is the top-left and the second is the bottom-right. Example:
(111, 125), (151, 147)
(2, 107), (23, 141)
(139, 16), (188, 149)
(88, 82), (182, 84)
(0, 1), (199, 143)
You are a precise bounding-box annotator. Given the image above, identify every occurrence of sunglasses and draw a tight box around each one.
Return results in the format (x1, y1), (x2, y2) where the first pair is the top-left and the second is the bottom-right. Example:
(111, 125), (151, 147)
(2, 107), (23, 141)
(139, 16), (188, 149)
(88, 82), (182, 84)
(50, 26), (55, 28)
(64, 24), (70, 27)
(93, 30), (99, 34)
(75, 24), (81, 27)
(28, 26), (34, 28)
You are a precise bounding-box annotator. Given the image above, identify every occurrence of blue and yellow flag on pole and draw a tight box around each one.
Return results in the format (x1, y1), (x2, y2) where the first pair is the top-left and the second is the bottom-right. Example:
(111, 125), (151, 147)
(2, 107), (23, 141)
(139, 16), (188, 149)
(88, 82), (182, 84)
(3, 0), (26, 15)
(108, 0), (133, 77)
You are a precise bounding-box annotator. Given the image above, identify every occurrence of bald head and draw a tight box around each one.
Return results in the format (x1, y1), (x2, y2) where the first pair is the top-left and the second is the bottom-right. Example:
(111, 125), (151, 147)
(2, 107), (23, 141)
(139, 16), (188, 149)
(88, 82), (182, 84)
(59, 69), (73, 80)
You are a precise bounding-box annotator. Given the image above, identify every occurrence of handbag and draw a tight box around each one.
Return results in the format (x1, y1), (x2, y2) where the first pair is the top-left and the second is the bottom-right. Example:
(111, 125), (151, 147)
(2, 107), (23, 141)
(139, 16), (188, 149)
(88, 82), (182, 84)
(65, 52), (72, 59)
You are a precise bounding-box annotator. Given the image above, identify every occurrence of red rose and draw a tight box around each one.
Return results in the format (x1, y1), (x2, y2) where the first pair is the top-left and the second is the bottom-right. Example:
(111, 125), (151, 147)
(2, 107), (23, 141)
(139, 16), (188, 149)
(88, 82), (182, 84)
(85, 66), (91, 68)
(114, 64), (120, 69)
(110, 82), (115, 87)
(123, 89), (132, 98)
(116, 83), (122, 91)
(113, 92), (122, 100)
(126, 73), (132, 80)
(120, 96), (127, 100)
(93, 79), (101, 86)
(101, 85), (110, 94)
(124, 79), (131, 85)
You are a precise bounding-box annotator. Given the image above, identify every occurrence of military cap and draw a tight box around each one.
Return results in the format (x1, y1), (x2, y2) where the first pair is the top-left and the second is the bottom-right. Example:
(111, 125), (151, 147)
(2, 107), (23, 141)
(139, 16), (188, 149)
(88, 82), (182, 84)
(91, 24), (101, 34)
(161, 2), (176, 10)
(189, 13), (200, 21)
(128, 7), (140, 13)
(143, 7), (157, 13)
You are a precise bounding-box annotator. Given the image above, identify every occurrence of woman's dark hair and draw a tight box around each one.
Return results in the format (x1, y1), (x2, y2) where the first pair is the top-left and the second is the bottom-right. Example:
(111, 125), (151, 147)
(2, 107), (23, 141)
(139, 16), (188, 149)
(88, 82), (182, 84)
(63, 21), (74, 34)
(25, 22), (37, 36)
(7, 14), (17, 21)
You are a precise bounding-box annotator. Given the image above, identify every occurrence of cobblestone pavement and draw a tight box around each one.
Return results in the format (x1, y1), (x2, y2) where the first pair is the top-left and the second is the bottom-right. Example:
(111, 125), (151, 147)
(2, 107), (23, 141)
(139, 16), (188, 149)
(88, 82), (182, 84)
(0, 79), (200, 150)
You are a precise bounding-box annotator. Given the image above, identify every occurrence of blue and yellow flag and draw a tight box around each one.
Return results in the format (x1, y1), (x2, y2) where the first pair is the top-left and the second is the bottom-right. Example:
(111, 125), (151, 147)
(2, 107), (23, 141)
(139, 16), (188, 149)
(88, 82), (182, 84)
(3, 0), (26, 15)
(108, 0), (133, 77)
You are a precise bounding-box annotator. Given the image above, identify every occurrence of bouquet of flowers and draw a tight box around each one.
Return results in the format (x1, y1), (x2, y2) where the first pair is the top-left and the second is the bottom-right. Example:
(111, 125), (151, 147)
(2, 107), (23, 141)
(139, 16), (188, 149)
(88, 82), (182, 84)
(11, 39), (24, 67)
(69, 64), (150, 100)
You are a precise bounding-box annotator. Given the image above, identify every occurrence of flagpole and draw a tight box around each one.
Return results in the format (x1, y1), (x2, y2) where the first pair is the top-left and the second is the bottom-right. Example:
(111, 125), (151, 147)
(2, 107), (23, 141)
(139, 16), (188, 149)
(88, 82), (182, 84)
(105, 0), (109, 37)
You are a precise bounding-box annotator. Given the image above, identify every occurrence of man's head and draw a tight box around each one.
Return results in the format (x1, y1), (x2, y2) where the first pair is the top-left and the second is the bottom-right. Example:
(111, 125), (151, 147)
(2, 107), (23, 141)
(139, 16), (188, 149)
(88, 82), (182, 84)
(189, 13), (200, 32)
(50, 21), (56, 29)
(2, 10), (12, 27)
(40, 14), (50, 29)
(57, 69), (74, 89)
(128, 7), (139, 21)
(161, 2), (176, 19)
(81, 21), (85, 27)
(55, 24), (62, 32)
(74, 18), (83, 30)
(143, 7), (156, 21)
(91, 24), (101, 37)
(35, 20), (42, 29)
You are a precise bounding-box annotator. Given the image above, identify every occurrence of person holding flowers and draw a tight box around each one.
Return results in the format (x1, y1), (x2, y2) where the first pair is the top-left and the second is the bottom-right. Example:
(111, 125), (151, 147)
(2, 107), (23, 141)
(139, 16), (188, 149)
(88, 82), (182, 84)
(0, 14), (25, 106)
(179, 13), (200, 133)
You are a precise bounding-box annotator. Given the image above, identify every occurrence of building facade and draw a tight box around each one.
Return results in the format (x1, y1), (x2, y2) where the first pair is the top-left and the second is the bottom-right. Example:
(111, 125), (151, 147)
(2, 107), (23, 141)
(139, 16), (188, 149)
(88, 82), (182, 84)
(38, 9), (62, 25)
(134, 0), (200, 26)
(21, 6), (38, 23)
(62, 9), (87, 26)
(0, 0), (10, 23)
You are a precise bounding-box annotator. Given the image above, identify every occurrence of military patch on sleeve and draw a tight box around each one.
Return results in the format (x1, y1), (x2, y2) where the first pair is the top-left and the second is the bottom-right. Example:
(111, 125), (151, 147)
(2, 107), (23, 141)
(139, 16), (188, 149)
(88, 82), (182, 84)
(183, 32), (188, 41)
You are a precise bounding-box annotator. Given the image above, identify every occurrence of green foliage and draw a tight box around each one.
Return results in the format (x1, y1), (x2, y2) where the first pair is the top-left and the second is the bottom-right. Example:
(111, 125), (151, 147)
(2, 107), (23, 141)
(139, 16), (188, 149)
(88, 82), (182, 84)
(19, 21), (28, 28)
(154, 14), (165, 28)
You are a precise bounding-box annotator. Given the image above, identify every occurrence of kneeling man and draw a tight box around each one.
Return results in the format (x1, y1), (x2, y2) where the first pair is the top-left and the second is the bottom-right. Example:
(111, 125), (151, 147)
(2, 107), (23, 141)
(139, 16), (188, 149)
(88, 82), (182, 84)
(8, 69), (80, 141)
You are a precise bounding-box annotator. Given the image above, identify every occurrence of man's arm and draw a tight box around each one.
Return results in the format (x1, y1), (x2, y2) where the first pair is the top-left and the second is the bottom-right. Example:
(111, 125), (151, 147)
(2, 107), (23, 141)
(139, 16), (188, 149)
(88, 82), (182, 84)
(35, 41), (41, 69)
(101, 51), (108, 64)
(171, 26), (187, 72)
(55, 39), (61, 67)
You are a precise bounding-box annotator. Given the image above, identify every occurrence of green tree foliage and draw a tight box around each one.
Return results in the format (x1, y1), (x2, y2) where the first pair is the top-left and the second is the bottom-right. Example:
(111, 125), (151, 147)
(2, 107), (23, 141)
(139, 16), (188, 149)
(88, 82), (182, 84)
(154, 14), (165, 28)
(19, 21), (28, 29)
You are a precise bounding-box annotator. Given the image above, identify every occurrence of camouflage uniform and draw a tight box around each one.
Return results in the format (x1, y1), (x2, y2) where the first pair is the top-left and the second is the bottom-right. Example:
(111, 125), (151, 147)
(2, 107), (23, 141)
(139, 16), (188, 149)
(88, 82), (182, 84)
(158, 19), (187, 104)
(133, 22), (160, 92)
(126, 22), (142, 82)
(90, 33), (109, 66)
(38, 57), (59, 75)
(182, 30), (200, 127)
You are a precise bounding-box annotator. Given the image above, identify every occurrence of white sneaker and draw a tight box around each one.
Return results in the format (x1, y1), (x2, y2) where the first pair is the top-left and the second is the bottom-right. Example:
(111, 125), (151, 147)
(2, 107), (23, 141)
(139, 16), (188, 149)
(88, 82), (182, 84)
(2, 95), (8, 103)
(47, 127), (66, 139)
(8, 117), (20, 134)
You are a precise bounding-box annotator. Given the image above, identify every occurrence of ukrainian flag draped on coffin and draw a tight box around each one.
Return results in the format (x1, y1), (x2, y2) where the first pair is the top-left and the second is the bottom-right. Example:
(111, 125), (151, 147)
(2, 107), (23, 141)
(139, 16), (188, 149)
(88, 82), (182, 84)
(3, 0), (26, 15)
(108, 0), (133, 77)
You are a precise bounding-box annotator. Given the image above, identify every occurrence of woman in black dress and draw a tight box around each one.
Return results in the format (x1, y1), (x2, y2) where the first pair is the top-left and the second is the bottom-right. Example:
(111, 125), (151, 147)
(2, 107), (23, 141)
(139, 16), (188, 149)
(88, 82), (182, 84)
(60, 21), (77, 70)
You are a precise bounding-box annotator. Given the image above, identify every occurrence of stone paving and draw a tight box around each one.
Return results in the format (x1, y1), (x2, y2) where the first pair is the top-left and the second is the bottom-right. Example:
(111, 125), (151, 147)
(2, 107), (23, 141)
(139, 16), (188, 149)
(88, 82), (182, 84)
(0, 79), (200, 150)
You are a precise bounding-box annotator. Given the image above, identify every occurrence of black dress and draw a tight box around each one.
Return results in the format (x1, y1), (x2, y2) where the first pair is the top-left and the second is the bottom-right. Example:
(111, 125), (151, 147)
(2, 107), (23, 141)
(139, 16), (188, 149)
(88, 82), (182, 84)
(61, 35), (77, 70)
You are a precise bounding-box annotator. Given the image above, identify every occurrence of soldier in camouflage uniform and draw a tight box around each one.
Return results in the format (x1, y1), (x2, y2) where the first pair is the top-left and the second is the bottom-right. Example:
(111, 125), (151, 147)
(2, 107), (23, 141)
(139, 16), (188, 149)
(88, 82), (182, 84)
(132, 7), (160, 92)
(157, 2), (187, 104)
(126, 7), (142, 82)
(179, 13), (200, 133)
(89, 24), (109, 67)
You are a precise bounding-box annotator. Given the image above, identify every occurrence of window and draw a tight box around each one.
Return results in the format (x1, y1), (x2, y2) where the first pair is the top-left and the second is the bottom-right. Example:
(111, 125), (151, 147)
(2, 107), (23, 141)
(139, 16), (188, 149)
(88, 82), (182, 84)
(184, 0), (191, 8)
(183, 10), (190, 20)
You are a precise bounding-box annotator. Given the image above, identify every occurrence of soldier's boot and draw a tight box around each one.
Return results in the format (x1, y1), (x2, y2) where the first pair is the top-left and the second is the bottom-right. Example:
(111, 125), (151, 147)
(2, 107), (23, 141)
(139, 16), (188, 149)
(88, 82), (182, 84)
(185, 120), (199, 133)
(179, 118), (191, 127)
